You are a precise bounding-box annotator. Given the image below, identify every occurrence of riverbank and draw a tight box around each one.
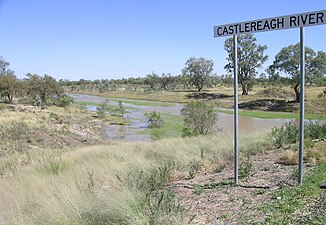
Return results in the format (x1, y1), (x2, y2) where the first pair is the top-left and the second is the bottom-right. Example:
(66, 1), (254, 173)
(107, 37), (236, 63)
(0, 104), (112, 177)
(68, 85), (326, 120)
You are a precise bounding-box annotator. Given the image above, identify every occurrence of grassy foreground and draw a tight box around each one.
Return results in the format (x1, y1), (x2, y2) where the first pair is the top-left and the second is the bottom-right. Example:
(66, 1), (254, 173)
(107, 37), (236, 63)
(1, 130), (325, 224)
(0, 133), (270, 225)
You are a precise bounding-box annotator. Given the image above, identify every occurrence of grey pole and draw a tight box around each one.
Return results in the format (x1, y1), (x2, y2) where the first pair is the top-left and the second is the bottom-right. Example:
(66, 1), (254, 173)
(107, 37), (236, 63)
(233, 35), (239, 185)
(298, 27), (305, 186)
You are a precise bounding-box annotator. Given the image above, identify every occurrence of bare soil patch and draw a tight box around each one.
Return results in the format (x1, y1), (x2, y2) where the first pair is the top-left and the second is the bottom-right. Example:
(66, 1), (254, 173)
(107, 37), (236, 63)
(171, 149), (301, 224)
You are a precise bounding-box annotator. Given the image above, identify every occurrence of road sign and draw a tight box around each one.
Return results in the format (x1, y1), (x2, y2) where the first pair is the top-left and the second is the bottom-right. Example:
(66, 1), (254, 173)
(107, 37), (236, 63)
(214, 10), (325, 37)
(213, 10), (326, 186)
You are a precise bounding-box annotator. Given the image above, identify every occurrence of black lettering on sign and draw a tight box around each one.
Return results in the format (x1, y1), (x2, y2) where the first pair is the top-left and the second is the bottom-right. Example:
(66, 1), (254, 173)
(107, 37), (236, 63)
(316, 12), (324, 23)
(300, 14), (309, 26)
(223, 26), (228, 35)
(234, 24), (239, 34)
(239, 23), (245, 33)
(229, 25), (234, 35)
(309, 13), (316, 24)
(257, 20), (262, 30)
(263, 20), (270, 30)
(217, 27), (222, 36)
(290, 16), (297, 26)
(251, 21), (257, 32)
(245, 22), (250, 32)
(270, 19), (276, 29)
(277, 18), (284, 28)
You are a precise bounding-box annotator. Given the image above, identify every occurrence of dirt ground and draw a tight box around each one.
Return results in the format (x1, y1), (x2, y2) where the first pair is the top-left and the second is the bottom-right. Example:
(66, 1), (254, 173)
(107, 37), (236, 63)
(170, 149), (316, 224)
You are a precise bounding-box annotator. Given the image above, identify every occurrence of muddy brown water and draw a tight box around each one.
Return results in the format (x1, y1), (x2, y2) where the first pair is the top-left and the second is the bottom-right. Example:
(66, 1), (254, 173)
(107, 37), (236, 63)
(70, 93), (295, 142)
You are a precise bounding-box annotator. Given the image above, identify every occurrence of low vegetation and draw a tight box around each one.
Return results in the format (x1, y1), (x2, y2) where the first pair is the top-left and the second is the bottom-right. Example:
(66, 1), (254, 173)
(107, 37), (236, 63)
(181, 101), (218, 136)
(0, 132), (269, 224)
(0, 105), (107, 177)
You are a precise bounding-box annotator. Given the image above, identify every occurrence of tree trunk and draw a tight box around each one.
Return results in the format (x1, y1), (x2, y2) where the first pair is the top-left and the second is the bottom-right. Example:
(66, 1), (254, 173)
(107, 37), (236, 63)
(7, 94), (13, 104)
(241, 82), (248, 95)
(294, 83), (300, 102)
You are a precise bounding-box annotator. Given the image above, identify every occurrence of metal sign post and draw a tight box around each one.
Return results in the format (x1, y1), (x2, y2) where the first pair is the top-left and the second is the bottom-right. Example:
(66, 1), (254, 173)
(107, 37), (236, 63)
(299, 27), (305, 185)
(233, 35), (239, 185)
(213, 10), (325, 185)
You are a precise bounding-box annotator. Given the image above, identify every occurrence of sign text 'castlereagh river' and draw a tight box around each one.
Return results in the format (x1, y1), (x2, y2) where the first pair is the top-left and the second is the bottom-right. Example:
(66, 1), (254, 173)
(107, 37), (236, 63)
(214, 10), (326, 37)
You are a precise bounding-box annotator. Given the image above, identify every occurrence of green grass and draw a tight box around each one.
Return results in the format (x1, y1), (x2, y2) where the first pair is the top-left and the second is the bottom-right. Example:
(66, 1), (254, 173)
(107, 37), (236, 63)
(139, 113), (184, 139)
(215, 109), (326, 120)
(74, 101), (99, 106)
(240, 162), (326, 224)
(111, 98), (176, 107)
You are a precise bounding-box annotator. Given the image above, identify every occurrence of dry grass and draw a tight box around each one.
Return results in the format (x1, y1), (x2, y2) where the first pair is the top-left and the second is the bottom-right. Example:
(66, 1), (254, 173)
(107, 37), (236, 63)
(280, 150), (298, 165)
(0, 132), (269, 224)
(0, 105), (107, 177)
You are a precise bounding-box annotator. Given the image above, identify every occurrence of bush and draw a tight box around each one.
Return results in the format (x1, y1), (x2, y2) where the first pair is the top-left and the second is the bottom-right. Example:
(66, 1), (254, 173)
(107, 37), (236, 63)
(271, 121), (326, 148)
(57, 94), (74, 108)
(96, 99), (110, 119)
(181, 101), (217, 136)
(145, 111), (164, 129)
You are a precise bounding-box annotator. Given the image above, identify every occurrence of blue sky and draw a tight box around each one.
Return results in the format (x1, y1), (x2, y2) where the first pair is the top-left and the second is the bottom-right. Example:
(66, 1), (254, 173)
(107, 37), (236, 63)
(0, 0), (325, 80)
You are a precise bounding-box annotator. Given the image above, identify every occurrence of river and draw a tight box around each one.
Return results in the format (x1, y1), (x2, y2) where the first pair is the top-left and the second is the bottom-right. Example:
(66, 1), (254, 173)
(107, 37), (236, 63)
(70, 93), (294, 142)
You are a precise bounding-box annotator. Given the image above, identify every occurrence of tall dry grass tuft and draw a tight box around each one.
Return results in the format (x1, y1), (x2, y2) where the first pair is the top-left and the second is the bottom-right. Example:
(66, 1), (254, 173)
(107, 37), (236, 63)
(0, 132), (269, 224)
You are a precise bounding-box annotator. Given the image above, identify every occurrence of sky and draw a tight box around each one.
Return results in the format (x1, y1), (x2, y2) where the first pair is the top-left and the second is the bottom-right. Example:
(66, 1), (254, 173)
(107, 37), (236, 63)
(0, 0), (325, 81)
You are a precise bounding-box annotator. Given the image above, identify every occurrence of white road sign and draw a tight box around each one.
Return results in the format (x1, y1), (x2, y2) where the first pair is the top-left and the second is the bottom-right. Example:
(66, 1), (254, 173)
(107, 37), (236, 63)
(214, 10), (326, 37)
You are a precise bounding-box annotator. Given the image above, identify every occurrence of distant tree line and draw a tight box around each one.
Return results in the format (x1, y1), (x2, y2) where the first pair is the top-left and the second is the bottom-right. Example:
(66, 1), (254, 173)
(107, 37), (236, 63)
(60, 35), (325, 103)
(0, 57), (72, 107)
(1, 34), (325, 103)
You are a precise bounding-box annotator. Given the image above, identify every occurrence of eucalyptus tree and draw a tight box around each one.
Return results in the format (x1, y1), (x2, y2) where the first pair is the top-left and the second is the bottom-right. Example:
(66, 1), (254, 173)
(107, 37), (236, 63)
(224, 34), (268, 95)
(269, 43), (326, 102)
(182, 57), (214, 92)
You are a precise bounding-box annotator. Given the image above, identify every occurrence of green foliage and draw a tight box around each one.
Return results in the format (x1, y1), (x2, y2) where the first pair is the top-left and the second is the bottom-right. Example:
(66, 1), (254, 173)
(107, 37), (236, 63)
(187, 161), (198, 179)
(116, 162), (184, 224)
(33, 95), (42, 106)
(159, 73), (176, 91)
(144, 72), (161, 92)
(86, 168), (95, 194)
(25, 73), (64, 105)
(96, 99), (110, 119)
(0, 103), (7, 110)
(224, 34), (268, 95)
(140, 113), (183, 140)
(182, 57), (214, 92)
(193, 184), (204, 195)
(271, 121), (326, 148)
(57, 94), (74, 108)
(38, 154), (67, 175)
(0, 57), (20, 103)
(269, 44), (326, 102)
(181, 101), (217, 136)
(145, 111), (164, 129)
(239, 161), (253, 179)
(257, 163), (325, 224)
(118, 100), (125, 116)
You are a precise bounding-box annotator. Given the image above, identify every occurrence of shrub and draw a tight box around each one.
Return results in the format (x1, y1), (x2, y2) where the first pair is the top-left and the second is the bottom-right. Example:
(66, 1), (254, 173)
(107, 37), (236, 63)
(181, 101), (217, 136)
(118, 100), (125, 117)
(145, 111), (164, 129)
(57, 94), (74, 108)
(271, 121), (326, 148)
(116, 163), (184, 224)
(96, 103), (108, 119)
